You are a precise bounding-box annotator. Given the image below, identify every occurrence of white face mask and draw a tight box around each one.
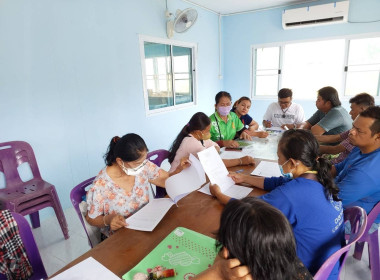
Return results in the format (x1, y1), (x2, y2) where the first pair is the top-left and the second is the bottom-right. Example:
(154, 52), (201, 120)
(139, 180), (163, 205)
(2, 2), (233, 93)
(121, 160), (147, 176)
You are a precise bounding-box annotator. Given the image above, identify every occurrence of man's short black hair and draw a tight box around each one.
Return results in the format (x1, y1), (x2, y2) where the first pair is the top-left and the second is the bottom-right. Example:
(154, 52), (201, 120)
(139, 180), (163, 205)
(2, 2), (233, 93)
(278, 88), (292, 99)
(349, 93), (375, 107)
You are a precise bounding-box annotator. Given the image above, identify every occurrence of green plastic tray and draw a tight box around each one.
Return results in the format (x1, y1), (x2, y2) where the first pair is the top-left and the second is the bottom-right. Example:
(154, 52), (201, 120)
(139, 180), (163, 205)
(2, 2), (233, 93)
(122, 227), (218, 280)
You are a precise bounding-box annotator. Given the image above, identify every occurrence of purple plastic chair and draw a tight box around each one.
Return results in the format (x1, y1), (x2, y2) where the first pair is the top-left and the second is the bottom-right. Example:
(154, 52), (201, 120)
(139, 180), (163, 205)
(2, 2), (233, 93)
(0, 212), (48, 280)
(0, 141), (69, 239)
(314, 206), (367, 280)
(70, 176), (96, 248)
(147, 149), (170, 198)
(352, 201), (380, 280)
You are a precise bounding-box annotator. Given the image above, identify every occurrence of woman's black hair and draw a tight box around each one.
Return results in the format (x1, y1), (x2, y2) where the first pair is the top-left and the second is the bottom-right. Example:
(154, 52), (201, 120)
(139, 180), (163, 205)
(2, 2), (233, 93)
(279, 129), (340, 201)
(233, 96), (251, 109)
(216, 197), (300, 280)
(215, 91), (232, 105)
(104, 133), (148, 166)
(168, 112), (211, 163)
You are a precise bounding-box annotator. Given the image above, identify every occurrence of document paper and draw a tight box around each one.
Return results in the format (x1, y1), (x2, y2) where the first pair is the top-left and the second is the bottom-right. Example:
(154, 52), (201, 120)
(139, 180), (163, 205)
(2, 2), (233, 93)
(126, 154), (206, 231)
(197, 147), (252, 198)
(250, 160), (281, 177)
(198, 183), (252, 199)
(50, 257), (120, 280)
(126, 198), (175, 231)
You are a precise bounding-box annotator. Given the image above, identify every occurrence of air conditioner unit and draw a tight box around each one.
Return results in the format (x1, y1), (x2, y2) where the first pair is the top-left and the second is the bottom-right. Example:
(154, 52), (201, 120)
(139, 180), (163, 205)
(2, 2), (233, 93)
(282, 1), (349, 29)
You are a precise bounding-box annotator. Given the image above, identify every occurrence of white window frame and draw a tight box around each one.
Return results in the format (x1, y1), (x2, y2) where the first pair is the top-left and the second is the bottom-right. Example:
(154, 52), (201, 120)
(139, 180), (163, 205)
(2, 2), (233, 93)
(139, 35), (198, 116)
(251, 32), (380, 102)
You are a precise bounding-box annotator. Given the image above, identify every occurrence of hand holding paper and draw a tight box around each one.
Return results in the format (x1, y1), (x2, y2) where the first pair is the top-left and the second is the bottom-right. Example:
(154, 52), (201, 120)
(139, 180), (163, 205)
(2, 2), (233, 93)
(197, 147), (252, 199)
(126, 154), (206, 231)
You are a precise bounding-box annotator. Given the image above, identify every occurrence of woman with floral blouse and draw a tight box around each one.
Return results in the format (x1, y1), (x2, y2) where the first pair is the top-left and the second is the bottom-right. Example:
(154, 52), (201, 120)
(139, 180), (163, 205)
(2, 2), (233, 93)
(85, 133), (189, 237)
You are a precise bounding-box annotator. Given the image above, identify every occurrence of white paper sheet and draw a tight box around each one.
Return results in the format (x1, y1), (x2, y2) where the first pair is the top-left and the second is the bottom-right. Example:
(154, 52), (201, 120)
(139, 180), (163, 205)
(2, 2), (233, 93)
(224, 185), (253, 199)
(265, 126), (284, 132)
(125, 155), (207, 232)
(126, 198), (175, 231)
(198, 146), (235, 192)
(220, 150), (245, 159)
(165, 154), (205, 203)
(50, 257), (120, 280)
(198, 182), (252, 199)
(250, 160), (281, 177)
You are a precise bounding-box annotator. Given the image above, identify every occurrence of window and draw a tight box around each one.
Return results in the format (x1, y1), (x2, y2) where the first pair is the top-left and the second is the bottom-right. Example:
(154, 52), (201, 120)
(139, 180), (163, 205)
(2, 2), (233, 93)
(252, 35), (380, 99)
(140, 36), (196, 114)
(345, 37), (380, 96)
(253, 47), (281, 96)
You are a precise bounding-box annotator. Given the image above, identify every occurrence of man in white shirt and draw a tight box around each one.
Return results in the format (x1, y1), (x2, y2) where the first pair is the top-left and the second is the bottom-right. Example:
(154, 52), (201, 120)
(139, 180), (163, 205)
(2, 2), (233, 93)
(262, 88), (305, 128)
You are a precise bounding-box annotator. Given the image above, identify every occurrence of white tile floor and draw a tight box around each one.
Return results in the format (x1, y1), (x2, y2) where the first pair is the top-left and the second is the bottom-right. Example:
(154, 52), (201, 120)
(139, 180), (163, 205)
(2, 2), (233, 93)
(32, 207), (374, 279)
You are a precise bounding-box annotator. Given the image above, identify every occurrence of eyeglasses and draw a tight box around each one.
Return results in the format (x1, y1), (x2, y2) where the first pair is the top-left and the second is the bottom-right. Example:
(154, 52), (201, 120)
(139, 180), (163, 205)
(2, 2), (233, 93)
(129, 159), (148, 171)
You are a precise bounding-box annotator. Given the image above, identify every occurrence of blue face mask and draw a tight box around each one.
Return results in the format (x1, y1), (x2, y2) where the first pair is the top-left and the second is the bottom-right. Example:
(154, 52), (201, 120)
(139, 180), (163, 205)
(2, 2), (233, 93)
(279, 159), (293, 179)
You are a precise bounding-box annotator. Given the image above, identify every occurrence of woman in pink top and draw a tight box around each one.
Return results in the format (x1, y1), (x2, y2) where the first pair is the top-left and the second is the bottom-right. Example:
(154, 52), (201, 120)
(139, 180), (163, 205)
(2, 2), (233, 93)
(169, 112), (254, 173)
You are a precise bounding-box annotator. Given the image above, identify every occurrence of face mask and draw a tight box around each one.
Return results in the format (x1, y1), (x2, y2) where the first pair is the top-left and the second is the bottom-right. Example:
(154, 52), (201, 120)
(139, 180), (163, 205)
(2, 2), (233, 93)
(217, 105), (231, 116)
(279, 159), (293, 179)
(121, 160), (147, 176)
(201, 131), (211, 140)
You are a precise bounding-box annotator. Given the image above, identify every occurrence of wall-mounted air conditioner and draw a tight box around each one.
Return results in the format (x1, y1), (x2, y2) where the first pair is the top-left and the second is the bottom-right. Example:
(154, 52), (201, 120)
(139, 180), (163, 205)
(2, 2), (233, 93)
(282, 1), (349, 29)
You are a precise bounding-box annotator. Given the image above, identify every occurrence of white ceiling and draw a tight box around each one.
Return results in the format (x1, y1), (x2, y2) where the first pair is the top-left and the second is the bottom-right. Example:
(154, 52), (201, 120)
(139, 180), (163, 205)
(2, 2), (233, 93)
(182, 0), (321, 15)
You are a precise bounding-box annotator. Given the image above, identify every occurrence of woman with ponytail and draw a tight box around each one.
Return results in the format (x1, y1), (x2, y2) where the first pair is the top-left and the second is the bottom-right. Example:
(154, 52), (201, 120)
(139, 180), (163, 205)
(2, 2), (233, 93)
(168, 112), (255, 172)
(232, 97), (268, 138)
(86, 133), (189, 237)
(210, 129), (344, 279)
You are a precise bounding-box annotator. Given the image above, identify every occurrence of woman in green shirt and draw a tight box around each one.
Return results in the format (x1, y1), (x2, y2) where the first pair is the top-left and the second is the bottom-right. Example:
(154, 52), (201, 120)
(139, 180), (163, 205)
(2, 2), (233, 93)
(210, 91), (252, 147)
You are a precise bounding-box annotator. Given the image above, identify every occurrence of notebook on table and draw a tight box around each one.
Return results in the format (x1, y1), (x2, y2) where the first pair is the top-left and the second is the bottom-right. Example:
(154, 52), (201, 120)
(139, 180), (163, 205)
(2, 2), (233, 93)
(122, 227), (218, 280)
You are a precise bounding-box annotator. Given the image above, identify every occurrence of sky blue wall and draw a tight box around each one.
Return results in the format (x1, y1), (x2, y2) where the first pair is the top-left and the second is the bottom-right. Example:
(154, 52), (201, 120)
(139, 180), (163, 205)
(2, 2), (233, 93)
(1, 0), (380, 221)
(222, 0), (380, 122)
(0, 0), (221, 219)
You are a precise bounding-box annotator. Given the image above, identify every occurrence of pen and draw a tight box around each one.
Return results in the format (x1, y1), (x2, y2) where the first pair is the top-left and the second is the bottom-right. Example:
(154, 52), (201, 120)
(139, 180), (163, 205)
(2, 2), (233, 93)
(265, 120), (272, 128)
(284, 125), (289, 130)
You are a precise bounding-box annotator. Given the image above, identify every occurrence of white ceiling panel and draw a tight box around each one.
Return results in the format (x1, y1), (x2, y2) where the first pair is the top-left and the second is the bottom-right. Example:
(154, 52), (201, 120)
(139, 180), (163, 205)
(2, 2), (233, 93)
(182, 0), (321, 15)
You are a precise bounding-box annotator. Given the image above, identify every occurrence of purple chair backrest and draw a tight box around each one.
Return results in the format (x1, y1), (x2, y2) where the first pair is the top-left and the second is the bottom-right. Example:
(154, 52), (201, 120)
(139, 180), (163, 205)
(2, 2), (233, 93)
(147, 149), (170, 167)
(147, 150), (170, 198)
(70, 177), (96, 247)
(11, 212), (47, 280)
(358, 201), (380, 242)
(0, 141), (42, 188)
(314, 206), (367, 280)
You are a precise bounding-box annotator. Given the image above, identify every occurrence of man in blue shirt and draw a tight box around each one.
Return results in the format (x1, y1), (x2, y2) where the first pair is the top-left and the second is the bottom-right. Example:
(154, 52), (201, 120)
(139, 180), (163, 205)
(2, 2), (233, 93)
(333, 106), (380, 224)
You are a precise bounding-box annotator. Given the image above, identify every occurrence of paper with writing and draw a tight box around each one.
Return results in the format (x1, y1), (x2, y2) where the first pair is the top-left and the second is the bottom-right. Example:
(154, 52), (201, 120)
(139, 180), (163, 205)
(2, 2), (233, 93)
(126, 198), (175, 231)
(198, 182), (252, 199)
(250, 160), (281, 177)
(126, 154), (206, 232)
(197, 146), (235, 192)
(165, 153), (206, 203)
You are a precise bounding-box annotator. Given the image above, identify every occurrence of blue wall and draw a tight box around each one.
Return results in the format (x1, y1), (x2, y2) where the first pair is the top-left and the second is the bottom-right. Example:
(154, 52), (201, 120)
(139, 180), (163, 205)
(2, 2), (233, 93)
(0, 0), (221, 218)
(1, 0), (380, 220)
(222, 0), (380, 122)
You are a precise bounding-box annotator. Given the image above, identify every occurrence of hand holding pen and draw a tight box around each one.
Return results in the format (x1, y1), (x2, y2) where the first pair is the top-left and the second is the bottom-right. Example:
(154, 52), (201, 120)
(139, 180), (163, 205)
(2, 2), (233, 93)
(263, 120), (272, 128)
